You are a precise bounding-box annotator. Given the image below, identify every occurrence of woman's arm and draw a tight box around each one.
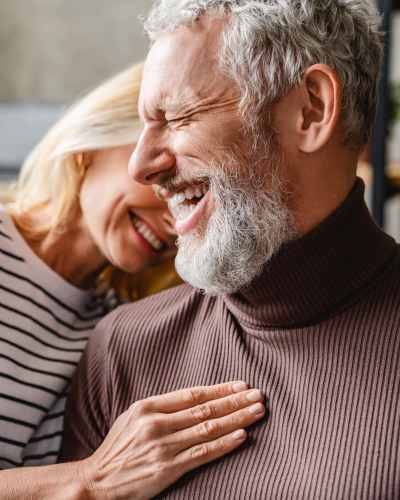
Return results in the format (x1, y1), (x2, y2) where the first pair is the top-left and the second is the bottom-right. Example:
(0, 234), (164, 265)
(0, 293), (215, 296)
(0, 461), (86, 500)
(0, 382), (265, 500)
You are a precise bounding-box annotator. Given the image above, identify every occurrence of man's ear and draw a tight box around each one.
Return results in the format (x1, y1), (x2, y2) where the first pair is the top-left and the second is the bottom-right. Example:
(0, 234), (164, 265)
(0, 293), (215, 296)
(297, 64), (342, 153)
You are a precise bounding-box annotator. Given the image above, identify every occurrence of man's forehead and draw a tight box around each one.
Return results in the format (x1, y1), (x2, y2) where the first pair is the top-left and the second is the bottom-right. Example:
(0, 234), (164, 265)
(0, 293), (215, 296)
(141, 16), (230, 112)
(149, 15), (225, 65)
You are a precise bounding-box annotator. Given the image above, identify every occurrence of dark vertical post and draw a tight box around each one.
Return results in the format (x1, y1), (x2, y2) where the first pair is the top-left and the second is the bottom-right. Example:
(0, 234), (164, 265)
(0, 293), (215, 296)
(371, 0), (393, 226)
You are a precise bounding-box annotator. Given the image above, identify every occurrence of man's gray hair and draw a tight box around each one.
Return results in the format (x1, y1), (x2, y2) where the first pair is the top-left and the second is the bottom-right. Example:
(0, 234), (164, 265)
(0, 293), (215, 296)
(144, 0), (383, 147)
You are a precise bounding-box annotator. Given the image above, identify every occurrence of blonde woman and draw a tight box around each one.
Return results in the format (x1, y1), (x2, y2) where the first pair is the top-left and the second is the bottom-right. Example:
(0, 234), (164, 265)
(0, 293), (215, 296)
(0, 63), (266, 499)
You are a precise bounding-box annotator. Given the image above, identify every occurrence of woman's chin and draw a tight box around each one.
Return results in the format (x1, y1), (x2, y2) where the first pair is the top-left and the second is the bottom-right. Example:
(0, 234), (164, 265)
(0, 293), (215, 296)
(107, 249), (147, 274)
(106, 236), (166, 274)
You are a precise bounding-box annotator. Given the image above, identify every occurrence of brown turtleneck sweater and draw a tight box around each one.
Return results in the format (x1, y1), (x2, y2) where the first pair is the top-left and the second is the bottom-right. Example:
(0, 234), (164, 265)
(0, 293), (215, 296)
(61, 180), (400, 499)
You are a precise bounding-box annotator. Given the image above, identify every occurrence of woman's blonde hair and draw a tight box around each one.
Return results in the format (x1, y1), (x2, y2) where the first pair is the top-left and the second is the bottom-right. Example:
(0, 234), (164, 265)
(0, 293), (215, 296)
(7, 62), (181, 299)
(9, 63), (143, 235)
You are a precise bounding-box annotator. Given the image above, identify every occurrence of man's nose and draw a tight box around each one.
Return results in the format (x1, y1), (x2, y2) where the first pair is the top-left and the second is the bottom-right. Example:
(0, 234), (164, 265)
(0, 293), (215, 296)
(128, 128), (176, 185)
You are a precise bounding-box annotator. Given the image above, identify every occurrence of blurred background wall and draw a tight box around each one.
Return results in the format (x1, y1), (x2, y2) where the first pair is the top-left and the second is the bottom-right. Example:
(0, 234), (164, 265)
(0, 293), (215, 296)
(0, 0), (150, 103)
(0, 0), (151, 178)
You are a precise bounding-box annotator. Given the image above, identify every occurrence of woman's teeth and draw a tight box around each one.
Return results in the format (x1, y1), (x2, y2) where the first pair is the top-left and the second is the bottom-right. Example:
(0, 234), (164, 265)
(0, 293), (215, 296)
(130, 216), (163, 251)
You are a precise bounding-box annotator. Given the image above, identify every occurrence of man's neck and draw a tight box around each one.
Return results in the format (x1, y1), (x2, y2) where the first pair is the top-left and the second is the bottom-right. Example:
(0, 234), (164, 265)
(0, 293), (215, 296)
(286, 146), (359, 236)
(224, 178), (397, 329)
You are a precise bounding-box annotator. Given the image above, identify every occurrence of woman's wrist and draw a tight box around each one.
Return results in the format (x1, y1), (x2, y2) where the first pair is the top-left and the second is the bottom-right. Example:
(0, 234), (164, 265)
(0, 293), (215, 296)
(0, 460), (90, 500)
(79, 453), (145, 500)
(64, 460), (93, 500)
(77, 456), (115, 500)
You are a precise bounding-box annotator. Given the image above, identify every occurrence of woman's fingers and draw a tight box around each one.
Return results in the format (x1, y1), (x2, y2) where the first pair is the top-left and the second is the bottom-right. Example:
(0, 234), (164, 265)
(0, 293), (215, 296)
(167, 401), (265, 453)
(87, 383), (266, 500)
(162, 389), (264, 432)
(134, 381), (249, 414)
(173, 429), (248, 475)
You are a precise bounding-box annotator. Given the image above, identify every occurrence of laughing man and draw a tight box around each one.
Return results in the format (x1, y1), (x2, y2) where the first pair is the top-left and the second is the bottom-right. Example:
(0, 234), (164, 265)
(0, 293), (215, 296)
(61, 1), (400, 498)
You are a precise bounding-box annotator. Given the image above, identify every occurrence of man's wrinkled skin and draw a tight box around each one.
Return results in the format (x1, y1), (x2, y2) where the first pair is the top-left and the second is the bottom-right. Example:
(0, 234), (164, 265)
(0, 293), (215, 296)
(129, 15), (360, 242)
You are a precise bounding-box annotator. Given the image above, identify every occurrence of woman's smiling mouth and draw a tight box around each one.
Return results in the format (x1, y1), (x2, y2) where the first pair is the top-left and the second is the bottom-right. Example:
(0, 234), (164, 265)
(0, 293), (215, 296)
(129, 212), (167, 252)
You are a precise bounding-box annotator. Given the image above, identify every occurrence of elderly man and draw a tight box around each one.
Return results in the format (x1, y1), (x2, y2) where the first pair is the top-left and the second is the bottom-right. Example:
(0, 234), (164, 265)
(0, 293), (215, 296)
(61, 0), (400, 498)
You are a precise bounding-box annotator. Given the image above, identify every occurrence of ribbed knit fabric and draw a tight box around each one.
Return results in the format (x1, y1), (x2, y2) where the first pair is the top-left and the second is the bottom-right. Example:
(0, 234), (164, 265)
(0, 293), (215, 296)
(61, 179), (400, 499)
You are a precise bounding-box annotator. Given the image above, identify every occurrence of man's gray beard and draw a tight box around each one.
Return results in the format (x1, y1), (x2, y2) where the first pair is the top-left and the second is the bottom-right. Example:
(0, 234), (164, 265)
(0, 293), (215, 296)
(174, 147), (296, 295)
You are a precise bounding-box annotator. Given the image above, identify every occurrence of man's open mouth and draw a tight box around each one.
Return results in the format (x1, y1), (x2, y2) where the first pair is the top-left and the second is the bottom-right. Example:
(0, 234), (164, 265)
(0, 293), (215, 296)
(157, 182), (210, 236)
(168, 183), (209, 220)
(129, 212), (166, 252)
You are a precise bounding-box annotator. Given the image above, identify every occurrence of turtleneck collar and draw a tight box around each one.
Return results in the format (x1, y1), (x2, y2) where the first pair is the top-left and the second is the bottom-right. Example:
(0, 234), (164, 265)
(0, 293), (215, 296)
(223, 179), (398, 329)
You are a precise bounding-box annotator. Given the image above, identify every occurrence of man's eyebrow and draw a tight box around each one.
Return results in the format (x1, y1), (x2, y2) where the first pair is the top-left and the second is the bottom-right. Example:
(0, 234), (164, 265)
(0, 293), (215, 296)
(166, 95), (240, 121)
(139, 99), (164, 122)
(164, 88), (198, 116)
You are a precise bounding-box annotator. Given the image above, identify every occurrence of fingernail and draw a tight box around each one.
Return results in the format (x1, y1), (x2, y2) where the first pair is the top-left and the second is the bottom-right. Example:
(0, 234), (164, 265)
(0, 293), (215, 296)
(232, 382), (248, 392)
(246, 390), (262, 402)
(249, 403), (265, 415)
(233, 429), (246, 440)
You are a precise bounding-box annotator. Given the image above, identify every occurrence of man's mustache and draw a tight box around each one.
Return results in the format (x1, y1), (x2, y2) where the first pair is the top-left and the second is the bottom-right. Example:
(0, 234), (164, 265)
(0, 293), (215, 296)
(153, 172), (211, 198)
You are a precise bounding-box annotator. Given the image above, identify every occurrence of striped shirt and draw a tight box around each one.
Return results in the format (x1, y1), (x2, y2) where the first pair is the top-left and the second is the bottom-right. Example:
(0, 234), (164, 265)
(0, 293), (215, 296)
(0, 206), (104, 469)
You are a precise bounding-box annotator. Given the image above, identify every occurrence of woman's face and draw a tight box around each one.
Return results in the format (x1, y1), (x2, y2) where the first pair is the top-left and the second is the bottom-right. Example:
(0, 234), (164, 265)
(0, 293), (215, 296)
(79, 144), (176, 273)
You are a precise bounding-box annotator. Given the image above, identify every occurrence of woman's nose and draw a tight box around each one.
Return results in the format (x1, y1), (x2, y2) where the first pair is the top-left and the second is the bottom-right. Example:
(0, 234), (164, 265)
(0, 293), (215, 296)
(129, 127), (176, 185)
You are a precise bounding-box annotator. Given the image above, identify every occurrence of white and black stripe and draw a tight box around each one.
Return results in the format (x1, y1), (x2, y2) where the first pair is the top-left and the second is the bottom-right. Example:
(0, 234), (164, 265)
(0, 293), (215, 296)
(0, 206), (105, 469)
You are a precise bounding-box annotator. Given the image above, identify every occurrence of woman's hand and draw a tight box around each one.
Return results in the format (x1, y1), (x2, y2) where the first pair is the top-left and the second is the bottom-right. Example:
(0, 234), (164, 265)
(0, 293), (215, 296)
(81, 381), (265, 500)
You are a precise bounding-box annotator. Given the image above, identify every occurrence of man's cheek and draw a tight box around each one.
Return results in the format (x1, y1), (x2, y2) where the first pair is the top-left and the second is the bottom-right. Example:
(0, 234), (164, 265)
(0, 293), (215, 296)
(173, 134), (216, 167)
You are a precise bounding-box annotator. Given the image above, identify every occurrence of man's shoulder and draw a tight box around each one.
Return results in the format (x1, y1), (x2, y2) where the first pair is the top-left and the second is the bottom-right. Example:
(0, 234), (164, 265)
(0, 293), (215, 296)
(381, 244), (400, 294)
(86, 283), (221, 407)
(117, 283), (204, 318)
(117, 281), (204, 325)
(363, 244), (400, 317)
(92, 282), (215, 352)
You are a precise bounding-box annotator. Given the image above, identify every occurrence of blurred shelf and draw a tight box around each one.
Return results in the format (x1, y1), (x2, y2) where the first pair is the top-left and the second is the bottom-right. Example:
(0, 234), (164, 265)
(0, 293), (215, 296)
(387, 168), (400, 195)
(359, 161), (400, 198)
(371, 0), (394, 225)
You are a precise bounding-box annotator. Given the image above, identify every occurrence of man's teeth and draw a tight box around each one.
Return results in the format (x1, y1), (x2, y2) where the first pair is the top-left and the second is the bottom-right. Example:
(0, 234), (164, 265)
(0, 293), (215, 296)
(169, 192), (186, 208)
(131, 217), (163, 251)
(169, 185), (208, 209)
